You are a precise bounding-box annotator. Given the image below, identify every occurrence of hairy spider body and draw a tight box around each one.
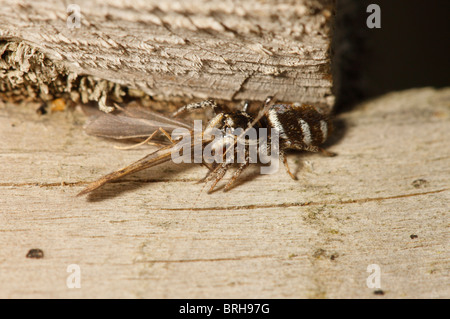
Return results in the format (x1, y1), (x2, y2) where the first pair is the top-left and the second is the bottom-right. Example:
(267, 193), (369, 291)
(266, 104), (330, 151)
(176, 97), (333, 192)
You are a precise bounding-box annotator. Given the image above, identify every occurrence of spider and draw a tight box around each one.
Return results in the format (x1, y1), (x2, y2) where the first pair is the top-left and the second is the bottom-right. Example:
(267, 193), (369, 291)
(171, 96), (334, 192)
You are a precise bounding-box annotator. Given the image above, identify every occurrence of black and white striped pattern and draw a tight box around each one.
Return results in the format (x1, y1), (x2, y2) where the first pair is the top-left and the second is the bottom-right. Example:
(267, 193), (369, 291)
(266, 104), (329, 150)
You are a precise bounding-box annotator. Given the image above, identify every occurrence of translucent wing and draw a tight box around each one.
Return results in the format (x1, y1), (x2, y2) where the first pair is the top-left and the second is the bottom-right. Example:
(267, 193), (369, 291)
(77, 103), (205, 195)
(83, 104), (192, 139)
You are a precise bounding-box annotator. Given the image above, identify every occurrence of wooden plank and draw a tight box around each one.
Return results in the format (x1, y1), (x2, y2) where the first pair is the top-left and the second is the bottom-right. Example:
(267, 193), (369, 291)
(0, 87), (449, 298)
(0, 0), (334, 106)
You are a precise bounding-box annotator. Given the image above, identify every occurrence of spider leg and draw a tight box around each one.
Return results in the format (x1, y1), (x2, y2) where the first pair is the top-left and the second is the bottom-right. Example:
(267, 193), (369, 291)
(303, 145), (336, 157)
(172, 100), (222, 117)
(207, 162), (219, 172)
(280, 151), (297, 180)
(198, 162), (218, 183)
(205, 162), (231, 193)
(318, 147), (337, 157)
(224, 158), (250, 191)
(304, 145), (319, 153)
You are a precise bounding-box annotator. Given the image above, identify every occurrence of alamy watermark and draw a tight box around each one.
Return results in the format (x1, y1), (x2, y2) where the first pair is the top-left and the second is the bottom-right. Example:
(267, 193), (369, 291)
(67, 4), (81, 29)
(66, 264), (81, 288)
(366, 4), (381, 29)
(366, 264), (381, 289)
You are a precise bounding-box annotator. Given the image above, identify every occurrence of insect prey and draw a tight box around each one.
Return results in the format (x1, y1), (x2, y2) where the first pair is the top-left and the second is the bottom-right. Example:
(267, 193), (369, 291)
(77, 97), (334, 196)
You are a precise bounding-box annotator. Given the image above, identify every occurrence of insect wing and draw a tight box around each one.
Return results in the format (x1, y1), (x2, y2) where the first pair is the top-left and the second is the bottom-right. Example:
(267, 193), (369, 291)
(84, 105), (192, 140)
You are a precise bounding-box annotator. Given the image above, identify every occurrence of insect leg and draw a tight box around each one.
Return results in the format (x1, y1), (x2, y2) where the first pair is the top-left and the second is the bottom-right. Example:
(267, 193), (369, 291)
(158, 127), (177, 144)
(172, 100), (223, 117)
(113, 130), (160, 150)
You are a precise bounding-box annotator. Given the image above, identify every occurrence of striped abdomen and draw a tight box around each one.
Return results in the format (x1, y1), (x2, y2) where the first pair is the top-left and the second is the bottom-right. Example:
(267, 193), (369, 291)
(266, 104), (330, 150)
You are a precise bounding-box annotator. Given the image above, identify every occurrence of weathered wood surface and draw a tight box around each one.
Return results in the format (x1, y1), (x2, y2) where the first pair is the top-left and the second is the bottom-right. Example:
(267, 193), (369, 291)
(0, 0), (334, 105)
(0, 87), (448, 298)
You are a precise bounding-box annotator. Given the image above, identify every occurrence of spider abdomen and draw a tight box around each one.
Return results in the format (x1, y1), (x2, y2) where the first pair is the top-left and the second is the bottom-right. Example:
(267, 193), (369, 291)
(266, 104), (330, 150)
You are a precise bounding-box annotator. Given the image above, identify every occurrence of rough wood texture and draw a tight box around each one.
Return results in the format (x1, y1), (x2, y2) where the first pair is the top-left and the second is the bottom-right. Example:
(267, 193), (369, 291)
(0, 87), (448, 298)
(0, 0), (334, 106)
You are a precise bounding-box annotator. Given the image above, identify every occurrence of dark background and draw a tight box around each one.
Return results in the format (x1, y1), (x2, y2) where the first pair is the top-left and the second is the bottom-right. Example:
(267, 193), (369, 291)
(333, 0), (450, 110)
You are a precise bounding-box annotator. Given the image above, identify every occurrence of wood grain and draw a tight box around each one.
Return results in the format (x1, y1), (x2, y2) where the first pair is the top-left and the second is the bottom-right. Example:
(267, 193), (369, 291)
(0, 0), (334, 106)
(0, 87), (449, 298)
